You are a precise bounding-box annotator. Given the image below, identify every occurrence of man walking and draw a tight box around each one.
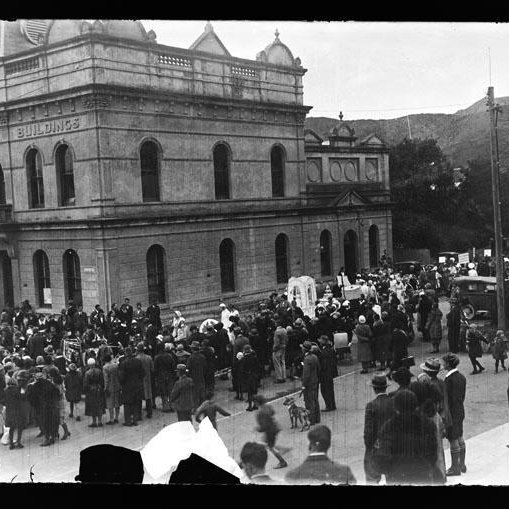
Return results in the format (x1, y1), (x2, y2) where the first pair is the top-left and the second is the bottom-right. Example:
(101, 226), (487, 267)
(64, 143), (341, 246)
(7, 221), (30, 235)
(318, 335), (337, 412)
(363, 374), (395, 484)
(301, 341), (320, 425)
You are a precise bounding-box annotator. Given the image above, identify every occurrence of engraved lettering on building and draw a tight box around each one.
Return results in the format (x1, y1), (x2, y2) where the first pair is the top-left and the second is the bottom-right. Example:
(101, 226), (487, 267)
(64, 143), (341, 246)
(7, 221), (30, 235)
(16, 117), (80, 139)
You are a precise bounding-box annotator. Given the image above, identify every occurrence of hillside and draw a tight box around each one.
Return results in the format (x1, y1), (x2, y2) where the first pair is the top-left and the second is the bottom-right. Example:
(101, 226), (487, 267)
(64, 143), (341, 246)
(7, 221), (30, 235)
(305, 96), (509, 168)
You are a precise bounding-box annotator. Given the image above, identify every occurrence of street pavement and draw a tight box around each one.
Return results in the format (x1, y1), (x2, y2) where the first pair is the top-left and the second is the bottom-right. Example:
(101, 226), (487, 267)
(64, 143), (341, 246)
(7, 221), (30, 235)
(1, 299), (509, 484)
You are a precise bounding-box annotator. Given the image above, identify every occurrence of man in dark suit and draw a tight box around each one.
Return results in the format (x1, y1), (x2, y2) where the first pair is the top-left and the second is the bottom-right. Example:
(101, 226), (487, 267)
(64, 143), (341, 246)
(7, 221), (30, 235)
(318, 335), (337, 411)
(118, 347), (145, 427)
(239, 442), (277, 484)
(146, 301), (162, 330)
(74, 305), (89, 334)
(301, 341), (321, 425)
(170, 365), (195, 422)
(187, 341), (207, 410)
(363, 373), (395, 484)
(285, 425), (356, 485)
(27, 327), (46, 359)
(443, 353), (467, 476)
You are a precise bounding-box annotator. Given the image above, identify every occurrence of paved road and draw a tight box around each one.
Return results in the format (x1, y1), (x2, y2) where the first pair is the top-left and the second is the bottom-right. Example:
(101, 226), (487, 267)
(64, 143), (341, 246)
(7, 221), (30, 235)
(1, 300), (508, 484)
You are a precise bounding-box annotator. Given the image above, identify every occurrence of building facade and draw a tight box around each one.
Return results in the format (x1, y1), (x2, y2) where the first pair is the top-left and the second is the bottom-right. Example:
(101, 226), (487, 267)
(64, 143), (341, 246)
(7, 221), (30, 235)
(0, 19), (392, 321)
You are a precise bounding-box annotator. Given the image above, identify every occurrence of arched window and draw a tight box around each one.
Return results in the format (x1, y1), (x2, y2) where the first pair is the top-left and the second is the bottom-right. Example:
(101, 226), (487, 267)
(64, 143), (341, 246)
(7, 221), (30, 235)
(146, 244), (166, 304)
(369, 224), (380, 268)
(320, 229), (332, 276)
(270, 145), (285, 197)
(26, 148), (44, 208)
(56, 144), (75, 206)
(140, 141), (161, 202)
(275, 233), (289, 284)
(219, 239), (236, 293)
(0, 164), (5, 205)
(213, 143), (231, 200)
(63, 249), (82, 307)
(344, 230), (358, 282)
(34, 250), (51, 308)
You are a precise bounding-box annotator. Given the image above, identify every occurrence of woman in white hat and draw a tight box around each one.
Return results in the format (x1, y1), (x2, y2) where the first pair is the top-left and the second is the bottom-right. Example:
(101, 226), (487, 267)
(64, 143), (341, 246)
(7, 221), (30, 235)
(355, 315), (373, 374)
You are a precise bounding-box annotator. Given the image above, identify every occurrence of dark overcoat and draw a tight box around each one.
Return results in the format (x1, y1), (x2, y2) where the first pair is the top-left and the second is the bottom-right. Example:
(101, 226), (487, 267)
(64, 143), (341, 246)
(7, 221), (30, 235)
(83, 367), (105, 416)
(170, 375), (195, 412)
(444, 370), (466, 440)
(64, 371), (83, 403)
(118, 357), (144, 404)
(4, 385), (31, 429)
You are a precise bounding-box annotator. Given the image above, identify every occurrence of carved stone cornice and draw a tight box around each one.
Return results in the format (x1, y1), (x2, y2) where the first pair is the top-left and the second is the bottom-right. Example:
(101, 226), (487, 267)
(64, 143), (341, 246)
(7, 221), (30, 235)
(83, 94), (112, 110)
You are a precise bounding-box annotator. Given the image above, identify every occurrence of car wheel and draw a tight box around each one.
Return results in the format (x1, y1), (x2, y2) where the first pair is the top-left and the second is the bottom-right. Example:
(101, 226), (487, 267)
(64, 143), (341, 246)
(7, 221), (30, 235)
(462, 303), (475, 320)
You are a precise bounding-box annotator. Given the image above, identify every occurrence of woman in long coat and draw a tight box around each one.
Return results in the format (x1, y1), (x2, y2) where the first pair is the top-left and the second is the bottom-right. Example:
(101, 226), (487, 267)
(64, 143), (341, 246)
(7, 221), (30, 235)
(103, 354), (121, 424)
(240, 344), (260, 411)
(426, 301), (443, 354)
(83, 358), (105, 427)
(3, 370), (31, 449)
(354, 315), (373, 374)
(372, 312), (391, 370)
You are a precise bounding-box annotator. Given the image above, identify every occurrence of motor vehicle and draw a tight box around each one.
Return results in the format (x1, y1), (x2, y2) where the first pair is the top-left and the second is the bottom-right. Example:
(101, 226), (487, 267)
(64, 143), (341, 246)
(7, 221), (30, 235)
(452, 276), (509, 323)
(393, 261), (422, 275)
(438, 251), (459, 263)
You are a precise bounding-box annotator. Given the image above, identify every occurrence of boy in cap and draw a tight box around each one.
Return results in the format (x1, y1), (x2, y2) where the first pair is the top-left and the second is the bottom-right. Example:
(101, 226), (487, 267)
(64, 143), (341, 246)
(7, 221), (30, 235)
(194, 390), (231, 430)
(252, 394), (287, 469)
(442, 353), (467, 476)
(363, 374), (394, 484)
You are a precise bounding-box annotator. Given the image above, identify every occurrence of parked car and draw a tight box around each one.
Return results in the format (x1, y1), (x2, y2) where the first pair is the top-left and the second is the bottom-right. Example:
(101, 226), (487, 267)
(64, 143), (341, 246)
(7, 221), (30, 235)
(393, 261), (422, 275)
(438, 251), (459, 263)
(452, 276), (509, 323)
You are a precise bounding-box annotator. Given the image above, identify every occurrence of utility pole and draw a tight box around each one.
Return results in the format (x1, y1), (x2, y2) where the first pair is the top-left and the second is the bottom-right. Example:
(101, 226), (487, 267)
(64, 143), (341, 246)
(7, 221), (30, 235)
(487, 86), (506, 329)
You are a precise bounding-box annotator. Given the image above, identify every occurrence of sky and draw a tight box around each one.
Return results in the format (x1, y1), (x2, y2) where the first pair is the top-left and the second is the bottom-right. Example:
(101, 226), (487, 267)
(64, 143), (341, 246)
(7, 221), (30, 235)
(141, 20), (509, 121)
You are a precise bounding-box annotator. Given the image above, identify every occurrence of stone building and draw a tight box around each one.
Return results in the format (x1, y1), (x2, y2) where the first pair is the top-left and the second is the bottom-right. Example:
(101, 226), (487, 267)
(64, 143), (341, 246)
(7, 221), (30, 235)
(0, 19), (392, 321)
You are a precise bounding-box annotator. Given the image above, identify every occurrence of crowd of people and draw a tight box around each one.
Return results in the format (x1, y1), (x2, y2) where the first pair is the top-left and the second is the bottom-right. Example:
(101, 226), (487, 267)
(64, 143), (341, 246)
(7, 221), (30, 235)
(0, 257), (507, 484)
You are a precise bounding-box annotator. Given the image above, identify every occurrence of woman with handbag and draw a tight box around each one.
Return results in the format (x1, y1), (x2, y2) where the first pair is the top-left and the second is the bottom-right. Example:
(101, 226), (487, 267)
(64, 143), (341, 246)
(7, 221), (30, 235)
(492, 330), (508, 374)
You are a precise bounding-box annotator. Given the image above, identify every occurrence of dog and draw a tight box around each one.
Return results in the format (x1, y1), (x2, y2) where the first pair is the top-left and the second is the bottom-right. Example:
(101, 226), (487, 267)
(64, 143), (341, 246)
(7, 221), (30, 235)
(283, 396), (311, 432)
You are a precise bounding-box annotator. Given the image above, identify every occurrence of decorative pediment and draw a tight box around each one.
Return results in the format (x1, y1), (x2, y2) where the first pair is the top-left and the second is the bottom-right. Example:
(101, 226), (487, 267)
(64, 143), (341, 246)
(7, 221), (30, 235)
(332, 190), (370, 208)
(359, 133), (385, 146)
(189, 22), (231, 57)
(304, 128), (323, 145)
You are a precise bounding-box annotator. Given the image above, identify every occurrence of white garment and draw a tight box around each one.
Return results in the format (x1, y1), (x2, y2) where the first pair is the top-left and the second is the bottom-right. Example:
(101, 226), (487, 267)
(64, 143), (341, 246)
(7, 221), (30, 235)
(468, 269), (478, 277)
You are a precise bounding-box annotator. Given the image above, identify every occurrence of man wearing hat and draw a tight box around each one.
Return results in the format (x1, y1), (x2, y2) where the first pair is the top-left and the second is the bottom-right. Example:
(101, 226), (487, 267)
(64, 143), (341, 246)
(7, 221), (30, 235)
(442, 353), (467, 476)
(186, 341), (207, 409)
(118, 347), (145, 427)
(318, 335), (337, 412)
(135, 342), (154, 419)
(170, 364), (195, 422)
(301, 341), (321, 425)
(154, 342), (177, 413)
(285, 425), (356, 485)
(363, 374), (395, 484)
